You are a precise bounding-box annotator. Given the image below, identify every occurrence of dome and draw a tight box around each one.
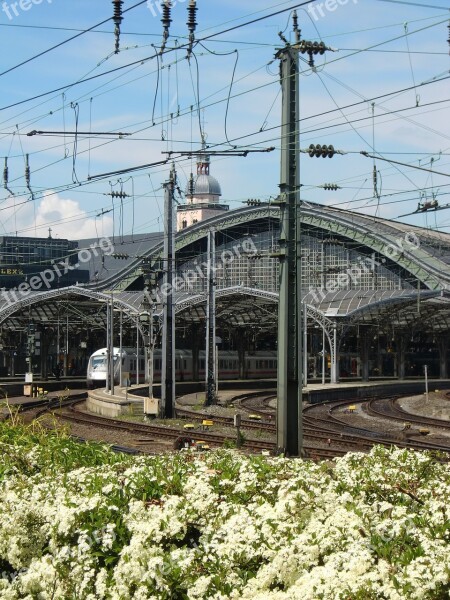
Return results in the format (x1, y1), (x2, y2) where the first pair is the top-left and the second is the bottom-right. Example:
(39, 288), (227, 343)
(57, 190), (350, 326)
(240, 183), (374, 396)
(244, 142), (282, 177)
(186, 174), (222, 197)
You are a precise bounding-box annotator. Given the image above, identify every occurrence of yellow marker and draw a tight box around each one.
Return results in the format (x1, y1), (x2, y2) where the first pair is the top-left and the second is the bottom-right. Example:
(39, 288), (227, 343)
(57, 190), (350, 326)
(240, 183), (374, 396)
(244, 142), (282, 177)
(183, 423), (195, 430)
(202, 420), (214, 427)
(249, 414), (262, 420)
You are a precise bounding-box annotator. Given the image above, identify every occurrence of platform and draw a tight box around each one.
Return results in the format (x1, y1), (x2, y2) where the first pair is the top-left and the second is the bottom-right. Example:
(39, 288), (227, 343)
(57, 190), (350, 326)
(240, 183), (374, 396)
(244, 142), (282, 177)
(83, 378), (450, 418)
(87, 386), (150, 418)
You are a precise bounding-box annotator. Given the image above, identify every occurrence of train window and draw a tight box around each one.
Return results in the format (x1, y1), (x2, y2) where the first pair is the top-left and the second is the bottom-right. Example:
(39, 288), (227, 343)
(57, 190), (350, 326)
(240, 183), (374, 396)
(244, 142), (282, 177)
(184, 360), (187, 369)
(92, 357), (105, 368)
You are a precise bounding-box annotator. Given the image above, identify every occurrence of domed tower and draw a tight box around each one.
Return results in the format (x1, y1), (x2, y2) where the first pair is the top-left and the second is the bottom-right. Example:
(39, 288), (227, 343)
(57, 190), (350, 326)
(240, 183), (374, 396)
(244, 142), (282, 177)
(177, 153), (229, 231)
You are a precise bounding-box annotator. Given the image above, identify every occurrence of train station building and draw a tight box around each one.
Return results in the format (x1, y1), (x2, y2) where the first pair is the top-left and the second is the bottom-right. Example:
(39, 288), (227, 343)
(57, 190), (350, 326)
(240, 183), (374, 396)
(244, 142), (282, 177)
(0, 159), (449, 383)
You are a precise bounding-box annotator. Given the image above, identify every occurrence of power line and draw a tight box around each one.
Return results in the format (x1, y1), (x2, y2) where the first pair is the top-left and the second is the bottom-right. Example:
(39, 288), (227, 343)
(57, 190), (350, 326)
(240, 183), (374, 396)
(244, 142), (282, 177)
(376, 0), (450, 9)
(0, 0), (149, 79)
(0, 0), (318, 112)
(360, 152), (450, 178)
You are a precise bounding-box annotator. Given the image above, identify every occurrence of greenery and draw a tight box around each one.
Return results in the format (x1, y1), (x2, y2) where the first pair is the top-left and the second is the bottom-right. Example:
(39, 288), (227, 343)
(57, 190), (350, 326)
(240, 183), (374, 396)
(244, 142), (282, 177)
(0, 416), (449, 599)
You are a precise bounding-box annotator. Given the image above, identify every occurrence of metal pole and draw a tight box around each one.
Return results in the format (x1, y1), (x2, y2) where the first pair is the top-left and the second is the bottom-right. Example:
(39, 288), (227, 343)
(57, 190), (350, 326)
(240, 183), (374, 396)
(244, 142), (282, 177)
(276, 24), (303, 456)
(149, 301), (154, 400)
(303, 303), (308, 388)
(136, 317), (139, 386)
(161, 163), (176, 418)
(110, 297), (115, 396)
(322, 326), (325, 385)
(331, 323), (338, 384)
(106, 302), (110, 392)
(64, 314), (69, 376)
(205, 229), (217, 406)
(424, 364), (429, 401)
(56, 313), (60, 373)
(119, 309), (123, 386)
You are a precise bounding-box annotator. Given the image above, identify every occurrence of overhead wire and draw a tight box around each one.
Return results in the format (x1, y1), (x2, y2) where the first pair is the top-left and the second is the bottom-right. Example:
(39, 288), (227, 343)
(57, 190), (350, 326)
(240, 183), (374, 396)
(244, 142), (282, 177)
(0, 2), (446, 237)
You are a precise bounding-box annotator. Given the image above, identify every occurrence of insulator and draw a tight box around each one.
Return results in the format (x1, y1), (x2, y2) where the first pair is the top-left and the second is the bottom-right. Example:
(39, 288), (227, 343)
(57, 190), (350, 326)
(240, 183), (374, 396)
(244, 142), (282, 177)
(309, 144), (335, 158)
(187, 0), (197, 34)
(3, 158), (8, 187)
(292, 10), (300, 43)
(112, 0), (123, 54)
(160, 0), (172, 52)
(112, 0), (123, 25)
(162, 0), (172, 29)
(25, 154), (31, 187)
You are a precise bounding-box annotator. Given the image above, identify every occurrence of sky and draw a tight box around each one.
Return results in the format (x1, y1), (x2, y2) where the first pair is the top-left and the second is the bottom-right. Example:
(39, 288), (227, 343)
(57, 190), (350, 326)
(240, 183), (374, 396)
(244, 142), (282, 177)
(0, 0), (448, 241)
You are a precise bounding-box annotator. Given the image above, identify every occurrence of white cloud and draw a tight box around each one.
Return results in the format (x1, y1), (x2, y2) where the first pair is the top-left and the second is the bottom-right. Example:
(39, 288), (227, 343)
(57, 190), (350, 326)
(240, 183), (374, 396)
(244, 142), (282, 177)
(0, 191), (113, 240)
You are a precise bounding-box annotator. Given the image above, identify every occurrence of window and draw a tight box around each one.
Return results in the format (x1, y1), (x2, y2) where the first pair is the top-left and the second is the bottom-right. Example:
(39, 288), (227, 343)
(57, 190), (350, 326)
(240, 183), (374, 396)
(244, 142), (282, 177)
(182, 220), (187, 229)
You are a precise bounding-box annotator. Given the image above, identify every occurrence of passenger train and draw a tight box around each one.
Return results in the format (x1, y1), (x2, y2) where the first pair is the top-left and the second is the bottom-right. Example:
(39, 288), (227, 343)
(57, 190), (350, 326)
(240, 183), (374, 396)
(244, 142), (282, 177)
(86, 347), (278, 388)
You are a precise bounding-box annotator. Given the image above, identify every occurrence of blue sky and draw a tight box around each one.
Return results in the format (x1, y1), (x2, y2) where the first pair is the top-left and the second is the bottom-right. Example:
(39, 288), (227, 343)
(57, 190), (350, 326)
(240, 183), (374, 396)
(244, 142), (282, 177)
(0, 0), (448, 240)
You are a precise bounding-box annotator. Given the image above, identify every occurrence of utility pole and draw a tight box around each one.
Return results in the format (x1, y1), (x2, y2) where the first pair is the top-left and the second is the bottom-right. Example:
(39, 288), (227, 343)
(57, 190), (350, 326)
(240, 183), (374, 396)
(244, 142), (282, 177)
(276, 16), (303, 456)
(161, 163), (176, 418)
(275, 13), (331, 456)
(110, 296), (115, 395)
(205, 228), (217, 406)
(106, 301), (111, 393)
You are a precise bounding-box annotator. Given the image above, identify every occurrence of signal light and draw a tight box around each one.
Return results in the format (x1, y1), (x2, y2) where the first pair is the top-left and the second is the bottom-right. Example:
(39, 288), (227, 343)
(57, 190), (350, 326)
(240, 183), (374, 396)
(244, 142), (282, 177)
(247, 199), (261, 206)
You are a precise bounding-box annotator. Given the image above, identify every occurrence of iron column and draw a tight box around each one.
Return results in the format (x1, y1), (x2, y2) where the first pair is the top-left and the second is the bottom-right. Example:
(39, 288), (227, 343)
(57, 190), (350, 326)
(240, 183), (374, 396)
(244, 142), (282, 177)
(161, 163), (176, 418)
(276, 34), (303, 456)
(205, 228), (217, 406)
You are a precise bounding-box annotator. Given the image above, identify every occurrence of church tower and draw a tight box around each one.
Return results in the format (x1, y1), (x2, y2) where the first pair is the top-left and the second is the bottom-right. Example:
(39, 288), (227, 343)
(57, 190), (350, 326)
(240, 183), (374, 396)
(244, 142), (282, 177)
(177, 153), (229, 231)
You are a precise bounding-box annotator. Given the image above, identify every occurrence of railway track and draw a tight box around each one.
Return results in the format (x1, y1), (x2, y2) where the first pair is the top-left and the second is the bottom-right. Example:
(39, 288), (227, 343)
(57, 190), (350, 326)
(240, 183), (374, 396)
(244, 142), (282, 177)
(366, 397), (450, 431)
(304, 397), (450, 455)
(8, 387), (450, 460)
(175, 406), (373, 452)
(57, 405), (275, 452)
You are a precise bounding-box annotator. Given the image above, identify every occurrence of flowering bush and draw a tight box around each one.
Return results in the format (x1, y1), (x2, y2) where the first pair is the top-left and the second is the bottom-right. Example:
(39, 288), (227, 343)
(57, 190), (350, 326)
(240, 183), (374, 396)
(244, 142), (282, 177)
(0, 421), (449, 599)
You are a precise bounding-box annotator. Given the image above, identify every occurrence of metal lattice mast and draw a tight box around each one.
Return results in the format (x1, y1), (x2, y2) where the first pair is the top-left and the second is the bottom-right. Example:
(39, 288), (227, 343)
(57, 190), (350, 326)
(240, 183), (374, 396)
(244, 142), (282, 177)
(161, 164), (176, 418)
(276, 17), (303, 457)
(205, 228), (217, 406)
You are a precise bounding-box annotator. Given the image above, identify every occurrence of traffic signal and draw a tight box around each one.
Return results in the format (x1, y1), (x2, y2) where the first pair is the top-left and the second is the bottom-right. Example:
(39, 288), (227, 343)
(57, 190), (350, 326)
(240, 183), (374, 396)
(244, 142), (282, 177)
(308, 144), (335, 158)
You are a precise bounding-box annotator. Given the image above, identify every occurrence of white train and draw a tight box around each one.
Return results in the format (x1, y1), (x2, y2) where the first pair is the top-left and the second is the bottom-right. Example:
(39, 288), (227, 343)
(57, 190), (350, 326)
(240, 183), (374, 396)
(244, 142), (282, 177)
(86, 347), (277, 388)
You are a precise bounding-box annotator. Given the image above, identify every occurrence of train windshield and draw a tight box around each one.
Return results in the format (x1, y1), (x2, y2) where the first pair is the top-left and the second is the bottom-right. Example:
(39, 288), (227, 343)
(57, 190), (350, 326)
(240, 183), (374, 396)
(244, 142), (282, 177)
(91, 357), (106, 369)
(91, 355), (120, 369)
